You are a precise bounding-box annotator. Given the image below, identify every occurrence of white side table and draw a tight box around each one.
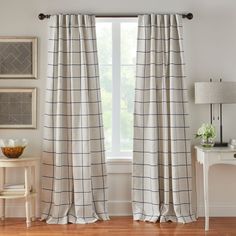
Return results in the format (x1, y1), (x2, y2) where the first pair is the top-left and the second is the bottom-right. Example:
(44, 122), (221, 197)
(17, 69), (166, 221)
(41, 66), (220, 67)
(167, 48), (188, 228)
(0, 156), (39, 227)
(195, 145), (236, 231)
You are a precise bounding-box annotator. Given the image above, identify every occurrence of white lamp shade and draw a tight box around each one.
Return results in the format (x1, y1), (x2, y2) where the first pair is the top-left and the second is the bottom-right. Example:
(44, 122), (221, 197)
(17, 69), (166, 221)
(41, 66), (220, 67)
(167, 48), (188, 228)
(195, 82), (236, 104)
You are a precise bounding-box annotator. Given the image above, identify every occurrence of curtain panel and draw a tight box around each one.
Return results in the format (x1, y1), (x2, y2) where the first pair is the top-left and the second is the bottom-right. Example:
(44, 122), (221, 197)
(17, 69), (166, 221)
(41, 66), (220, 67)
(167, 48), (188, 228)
(41, 14), (109, 224)
(132, 14), (196, 223)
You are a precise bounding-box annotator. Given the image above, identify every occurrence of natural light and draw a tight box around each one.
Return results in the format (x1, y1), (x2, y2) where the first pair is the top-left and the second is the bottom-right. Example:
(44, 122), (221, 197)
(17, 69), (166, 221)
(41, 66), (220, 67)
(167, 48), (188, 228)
(96, 18), (138, 158)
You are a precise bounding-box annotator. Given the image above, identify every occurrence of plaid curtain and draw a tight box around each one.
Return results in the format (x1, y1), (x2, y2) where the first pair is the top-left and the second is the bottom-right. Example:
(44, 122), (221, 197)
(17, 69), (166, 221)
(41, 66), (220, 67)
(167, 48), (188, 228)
(41, 14), (109, 224)
(132, 14), (196, 223)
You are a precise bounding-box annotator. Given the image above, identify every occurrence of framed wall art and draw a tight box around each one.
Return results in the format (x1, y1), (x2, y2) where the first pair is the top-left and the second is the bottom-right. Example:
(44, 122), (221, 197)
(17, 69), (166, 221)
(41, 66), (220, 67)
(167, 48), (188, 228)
(0, 37), (37, 79)
(0, 88), (37, 128)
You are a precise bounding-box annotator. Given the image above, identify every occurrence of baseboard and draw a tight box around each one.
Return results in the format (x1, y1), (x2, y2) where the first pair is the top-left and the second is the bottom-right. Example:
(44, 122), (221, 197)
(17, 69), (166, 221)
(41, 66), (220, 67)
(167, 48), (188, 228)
(2, 202), (236, 218)
(197, 204), (236, 217)
(0, 201), (133, 217)
(109, 202), (236, 217)
(0, 205), (38, 218)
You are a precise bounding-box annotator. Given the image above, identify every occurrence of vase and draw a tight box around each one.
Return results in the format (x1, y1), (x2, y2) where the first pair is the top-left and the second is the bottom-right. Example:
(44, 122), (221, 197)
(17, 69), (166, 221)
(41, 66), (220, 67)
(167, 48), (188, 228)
(201, 137), (215, 148)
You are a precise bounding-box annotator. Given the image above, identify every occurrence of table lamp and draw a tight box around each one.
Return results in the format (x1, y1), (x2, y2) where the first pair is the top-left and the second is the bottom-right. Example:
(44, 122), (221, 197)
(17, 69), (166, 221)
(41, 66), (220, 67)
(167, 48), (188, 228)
(195, 81), (236, 147)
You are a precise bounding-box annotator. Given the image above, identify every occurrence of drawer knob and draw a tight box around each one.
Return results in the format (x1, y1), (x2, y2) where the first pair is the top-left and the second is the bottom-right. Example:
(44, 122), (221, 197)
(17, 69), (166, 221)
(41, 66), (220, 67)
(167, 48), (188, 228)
(234, 154), (236, 158)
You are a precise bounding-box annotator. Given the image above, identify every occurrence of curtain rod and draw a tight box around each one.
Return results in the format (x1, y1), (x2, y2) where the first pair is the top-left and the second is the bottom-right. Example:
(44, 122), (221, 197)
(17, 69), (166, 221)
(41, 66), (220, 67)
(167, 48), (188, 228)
(38, 12), (193, 20)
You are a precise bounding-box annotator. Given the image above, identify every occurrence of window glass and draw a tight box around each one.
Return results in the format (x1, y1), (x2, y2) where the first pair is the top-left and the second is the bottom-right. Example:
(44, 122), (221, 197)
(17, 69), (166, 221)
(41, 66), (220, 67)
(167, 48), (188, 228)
(96, 19), (137, 157)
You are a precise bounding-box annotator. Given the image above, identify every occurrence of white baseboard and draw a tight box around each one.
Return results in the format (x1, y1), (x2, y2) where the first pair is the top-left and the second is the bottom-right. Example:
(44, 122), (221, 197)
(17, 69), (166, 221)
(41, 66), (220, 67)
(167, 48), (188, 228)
(0, 201), (133, 218)
(109, 202), (236, 217)
(197, 204), (236, 217)
(2, 202), (236, 218)
(0, 206), (33, 218)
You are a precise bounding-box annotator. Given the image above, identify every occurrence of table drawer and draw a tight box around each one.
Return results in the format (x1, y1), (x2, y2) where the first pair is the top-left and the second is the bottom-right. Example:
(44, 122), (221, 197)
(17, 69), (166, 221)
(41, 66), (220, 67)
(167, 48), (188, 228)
(220, 152), (236, 160)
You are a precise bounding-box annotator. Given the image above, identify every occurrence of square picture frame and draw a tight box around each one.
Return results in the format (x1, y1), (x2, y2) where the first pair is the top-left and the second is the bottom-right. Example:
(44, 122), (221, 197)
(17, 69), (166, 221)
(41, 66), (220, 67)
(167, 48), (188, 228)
(0, 37), (37, 79)
(0, 88), (37, 129)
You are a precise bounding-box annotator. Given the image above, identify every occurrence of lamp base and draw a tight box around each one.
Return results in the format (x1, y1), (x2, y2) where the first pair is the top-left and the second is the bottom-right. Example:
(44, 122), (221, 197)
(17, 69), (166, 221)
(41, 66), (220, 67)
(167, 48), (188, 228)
(214, 142), (228, 147)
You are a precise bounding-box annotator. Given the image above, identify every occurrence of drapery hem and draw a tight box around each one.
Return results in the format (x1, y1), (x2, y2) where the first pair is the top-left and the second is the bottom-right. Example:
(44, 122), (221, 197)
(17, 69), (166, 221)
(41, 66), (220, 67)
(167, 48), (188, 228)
(133, 213), (196, 224)
(41, 214), (110, 224)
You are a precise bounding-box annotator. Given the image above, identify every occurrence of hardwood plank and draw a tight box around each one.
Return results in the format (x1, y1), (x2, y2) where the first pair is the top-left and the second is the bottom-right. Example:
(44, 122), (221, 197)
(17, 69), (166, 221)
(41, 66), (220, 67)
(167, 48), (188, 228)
(0, 217), (236, 235)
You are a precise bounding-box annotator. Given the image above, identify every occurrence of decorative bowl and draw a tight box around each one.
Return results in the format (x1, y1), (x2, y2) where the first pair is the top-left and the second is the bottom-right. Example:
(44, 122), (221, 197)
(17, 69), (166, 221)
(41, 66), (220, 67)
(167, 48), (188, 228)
(0, 139), (28, 159)
(1, 146), (26, 158)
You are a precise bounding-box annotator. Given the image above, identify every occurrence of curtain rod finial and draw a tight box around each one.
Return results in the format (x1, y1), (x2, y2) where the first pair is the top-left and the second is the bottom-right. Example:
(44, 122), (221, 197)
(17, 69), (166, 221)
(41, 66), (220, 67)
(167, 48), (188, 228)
(38, 13), (50, 20)
(183, 13), (193, 20)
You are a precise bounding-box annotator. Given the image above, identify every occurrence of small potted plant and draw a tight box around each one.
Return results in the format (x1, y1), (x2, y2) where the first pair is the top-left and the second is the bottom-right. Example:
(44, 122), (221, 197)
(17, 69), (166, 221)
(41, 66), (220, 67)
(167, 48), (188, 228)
(195, 123), (216, 148)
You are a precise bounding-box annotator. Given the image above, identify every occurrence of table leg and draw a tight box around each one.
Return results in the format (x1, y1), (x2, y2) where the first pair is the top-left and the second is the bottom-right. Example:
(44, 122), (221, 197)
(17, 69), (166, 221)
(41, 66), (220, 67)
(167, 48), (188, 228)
(203, 164), (209, 231)
(195, 160), (199, 219)
(31, 166), (36, 221)
(1, 167), (5, 221)
(25, 167), (31, 227)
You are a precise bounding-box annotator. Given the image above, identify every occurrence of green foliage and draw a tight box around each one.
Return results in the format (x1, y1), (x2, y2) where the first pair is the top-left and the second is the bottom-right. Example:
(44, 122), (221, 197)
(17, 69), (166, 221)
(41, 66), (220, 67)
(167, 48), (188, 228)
(100, 69), (112, 151)
(97, 21), (137, 152)
(120, 67), (135, 150)
(96, 23), (112, 65)
(195, 123), (216, 140)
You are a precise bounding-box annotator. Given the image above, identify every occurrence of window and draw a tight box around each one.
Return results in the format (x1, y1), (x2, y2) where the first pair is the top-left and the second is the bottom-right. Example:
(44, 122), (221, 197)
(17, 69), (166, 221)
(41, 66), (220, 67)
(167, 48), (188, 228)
(96, 18), (138, 157)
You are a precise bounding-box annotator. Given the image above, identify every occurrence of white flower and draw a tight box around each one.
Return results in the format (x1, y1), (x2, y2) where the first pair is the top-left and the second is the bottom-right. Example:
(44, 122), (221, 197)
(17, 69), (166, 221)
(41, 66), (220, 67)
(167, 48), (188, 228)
(196, 123), (216, 139)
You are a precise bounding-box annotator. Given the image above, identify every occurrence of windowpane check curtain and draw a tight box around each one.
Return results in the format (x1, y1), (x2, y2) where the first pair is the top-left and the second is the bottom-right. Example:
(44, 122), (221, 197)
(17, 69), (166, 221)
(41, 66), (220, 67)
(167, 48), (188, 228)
(132, 14), (196, 223)
(41, 14), (109, 224)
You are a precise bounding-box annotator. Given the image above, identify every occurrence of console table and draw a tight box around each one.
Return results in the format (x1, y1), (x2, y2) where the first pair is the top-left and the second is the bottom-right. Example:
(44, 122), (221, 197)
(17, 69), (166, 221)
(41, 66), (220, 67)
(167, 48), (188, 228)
(0, 156), (39, 227)
(195, 145), (236, 231)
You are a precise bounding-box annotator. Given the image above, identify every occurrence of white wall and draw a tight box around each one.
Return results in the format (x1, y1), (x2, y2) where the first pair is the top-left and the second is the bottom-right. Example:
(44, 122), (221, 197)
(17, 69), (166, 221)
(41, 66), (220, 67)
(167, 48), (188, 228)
(1, 0), (236, 217)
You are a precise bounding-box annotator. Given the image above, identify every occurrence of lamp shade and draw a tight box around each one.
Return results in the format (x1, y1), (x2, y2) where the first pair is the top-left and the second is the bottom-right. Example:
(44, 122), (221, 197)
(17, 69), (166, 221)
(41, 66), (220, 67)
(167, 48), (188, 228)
(195, 82), (236, 104)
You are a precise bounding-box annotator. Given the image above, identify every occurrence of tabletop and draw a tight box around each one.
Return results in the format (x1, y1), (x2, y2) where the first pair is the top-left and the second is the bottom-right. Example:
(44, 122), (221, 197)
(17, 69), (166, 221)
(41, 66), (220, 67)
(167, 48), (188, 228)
(195, 145), (236, 153)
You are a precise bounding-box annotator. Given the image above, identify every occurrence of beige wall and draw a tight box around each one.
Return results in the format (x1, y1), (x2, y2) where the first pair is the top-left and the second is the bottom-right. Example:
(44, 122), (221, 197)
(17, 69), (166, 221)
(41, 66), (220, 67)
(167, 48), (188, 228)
(0, 0), (236, 217)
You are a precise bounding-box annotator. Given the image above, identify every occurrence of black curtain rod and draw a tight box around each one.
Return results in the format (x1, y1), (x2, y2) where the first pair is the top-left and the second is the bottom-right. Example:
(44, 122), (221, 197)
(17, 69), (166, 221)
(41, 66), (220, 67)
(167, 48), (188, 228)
(38, 12), (193, 20)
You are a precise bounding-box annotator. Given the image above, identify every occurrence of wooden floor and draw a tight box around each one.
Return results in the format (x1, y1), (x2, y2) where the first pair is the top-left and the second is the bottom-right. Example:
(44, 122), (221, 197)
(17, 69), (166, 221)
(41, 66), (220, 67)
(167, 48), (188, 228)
(1, 217), (236, 236)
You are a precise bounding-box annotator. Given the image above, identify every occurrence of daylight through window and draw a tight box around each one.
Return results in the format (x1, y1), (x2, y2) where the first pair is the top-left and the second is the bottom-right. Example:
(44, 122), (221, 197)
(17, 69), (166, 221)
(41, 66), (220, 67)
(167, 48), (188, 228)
(96, 18), (138, 157)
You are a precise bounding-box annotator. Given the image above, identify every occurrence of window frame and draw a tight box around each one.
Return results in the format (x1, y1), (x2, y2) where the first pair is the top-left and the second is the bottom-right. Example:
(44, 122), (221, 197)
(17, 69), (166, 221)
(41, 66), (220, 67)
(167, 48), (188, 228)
(96, 17), (137, 159)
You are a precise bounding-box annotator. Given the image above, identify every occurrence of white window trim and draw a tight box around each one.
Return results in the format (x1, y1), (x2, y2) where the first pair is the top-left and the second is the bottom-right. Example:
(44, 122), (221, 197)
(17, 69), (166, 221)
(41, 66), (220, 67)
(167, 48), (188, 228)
(96, 18), (137, 161)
